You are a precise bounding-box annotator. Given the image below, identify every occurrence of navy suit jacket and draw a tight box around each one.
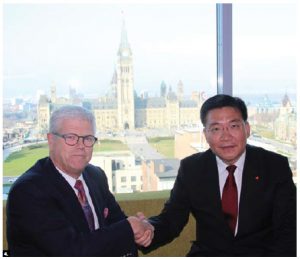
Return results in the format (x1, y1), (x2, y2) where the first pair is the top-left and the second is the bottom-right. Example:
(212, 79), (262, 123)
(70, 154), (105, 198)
(146, 145), (296, 256)
(6, 157), (138, 256)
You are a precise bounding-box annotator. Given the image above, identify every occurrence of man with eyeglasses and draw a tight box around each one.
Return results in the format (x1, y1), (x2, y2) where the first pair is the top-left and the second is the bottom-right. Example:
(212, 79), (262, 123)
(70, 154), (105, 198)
(140, 94), (296, 256)
(6, 105), (153, 256)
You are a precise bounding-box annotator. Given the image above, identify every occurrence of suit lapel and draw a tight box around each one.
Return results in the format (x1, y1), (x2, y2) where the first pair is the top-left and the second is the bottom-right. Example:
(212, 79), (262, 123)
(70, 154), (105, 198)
(236, 146), (263, 237)
(83, 169), (106, 227)
(197, 151), (232, 234)
(204, 151), (223, 211)
(203, 150), (241, 236)
(43, 158), (91, 232)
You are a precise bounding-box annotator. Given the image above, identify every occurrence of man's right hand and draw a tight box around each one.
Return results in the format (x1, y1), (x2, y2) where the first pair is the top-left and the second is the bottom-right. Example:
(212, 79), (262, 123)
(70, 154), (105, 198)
(127, 215), (154, 247)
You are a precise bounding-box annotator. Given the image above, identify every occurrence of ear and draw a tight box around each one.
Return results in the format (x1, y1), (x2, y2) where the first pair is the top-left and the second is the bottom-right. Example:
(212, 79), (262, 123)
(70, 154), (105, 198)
(47, 133), (53, 146)
(245, 121), (251, 138)
(203, 128), (209, 141)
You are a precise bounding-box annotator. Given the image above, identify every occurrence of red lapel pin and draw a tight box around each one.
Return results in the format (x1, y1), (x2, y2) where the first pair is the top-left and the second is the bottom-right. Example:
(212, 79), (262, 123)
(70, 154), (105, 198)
(103, 207), (109, 219)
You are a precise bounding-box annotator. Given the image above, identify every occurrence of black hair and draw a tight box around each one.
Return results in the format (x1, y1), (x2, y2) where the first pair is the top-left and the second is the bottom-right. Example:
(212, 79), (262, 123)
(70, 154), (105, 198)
(200, 94), (248, 126)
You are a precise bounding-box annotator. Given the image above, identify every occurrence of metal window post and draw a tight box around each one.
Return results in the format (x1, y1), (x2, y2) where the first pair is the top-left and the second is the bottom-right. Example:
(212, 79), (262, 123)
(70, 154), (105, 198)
(217, 3), (232, 95)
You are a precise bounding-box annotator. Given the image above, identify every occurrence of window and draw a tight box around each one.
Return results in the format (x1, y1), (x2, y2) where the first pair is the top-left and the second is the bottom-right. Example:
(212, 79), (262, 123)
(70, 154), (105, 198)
(233, 3), (297, 177)
(3, 3), (296, 196)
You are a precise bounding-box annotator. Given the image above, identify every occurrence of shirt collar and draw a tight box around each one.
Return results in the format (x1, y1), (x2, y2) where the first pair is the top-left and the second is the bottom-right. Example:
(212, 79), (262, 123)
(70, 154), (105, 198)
(56, 167), (83, 188)
(216, 150), (246, 174)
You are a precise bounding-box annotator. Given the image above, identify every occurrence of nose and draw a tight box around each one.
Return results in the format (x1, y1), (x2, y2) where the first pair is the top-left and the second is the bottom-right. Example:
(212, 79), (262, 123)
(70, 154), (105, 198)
(220, 126), (232, 138)
(77, 136), (85, 147)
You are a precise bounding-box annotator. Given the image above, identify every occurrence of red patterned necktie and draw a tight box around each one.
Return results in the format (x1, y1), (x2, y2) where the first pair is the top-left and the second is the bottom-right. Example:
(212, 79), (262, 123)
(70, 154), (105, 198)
(222, 165), (238, 234)
(74, 180), (95, 231)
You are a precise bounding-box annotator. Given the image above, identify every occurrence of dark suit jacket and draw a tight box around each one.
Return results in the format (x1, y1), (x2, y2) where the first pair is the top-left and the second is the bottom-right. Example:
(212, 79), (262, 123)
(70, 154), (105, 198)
(146, 145), (296, 256)
(6, 157), (138, 256)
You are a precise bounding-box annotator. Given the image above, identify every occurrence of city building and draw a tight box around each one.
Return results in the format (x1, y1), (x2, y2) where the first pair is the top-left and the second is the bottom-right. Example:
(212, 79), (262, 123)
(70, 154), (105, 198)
(274, 94), (296, 144)
(37, 20), (204, 135)
(142, 159), (180, 192)
(174, 126), (209, 160)
(90, 151), (142, 193)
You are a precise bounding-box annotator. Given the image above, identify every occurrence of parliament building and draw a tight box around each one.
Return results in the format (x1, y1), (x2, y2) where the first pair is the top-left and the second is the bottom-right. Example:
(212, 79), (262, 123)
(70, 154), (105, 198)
(37, 21), (204, 134)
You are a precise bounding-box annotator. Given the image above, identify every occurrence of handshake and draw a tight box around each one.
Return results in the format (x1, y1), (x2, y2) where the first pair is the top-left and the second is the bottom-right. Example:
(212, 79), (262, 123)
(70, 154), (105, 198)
(127, 212), (154, 247)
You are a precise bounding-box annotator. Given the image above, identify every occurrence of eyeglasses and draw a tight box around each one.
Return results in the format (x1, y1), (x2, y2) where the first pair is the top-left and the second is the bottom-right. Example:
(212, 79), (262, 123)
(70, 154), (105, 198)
(52, 133), (98, 147)
(205, 121), (245, 136)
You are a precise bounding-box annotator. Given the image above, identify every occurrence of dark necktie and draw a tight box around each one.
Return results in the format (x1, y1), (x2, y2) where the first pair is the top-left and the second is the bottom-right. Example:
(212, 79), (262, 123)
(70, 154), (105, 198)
(74, 179), (95, 231)
(222, 165), (238, 234)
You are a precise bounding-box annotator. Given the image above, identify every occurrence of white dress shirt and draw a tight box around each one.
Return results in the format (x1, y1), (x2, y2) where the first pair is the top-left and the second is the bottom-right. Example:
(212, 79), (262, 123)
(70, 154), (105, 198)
(216, 151), (246, 235)
(56, 167), (100, 230)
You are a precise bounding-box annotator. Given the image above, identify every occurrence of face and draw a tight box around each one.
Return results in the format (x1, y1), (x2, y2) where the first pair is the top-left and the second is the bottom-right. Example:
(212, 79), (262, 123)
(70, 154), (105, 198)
(47, 118), (94, 179)
(203, 107), (250, 165)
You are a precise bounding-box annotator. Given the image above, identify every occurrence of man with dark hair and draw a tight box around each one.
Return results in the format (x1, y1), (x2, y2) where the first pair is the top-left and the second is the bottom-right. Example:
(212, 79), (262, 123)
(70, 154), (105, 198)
(141, 94), (296, 256)
(200, 94), (248, 124)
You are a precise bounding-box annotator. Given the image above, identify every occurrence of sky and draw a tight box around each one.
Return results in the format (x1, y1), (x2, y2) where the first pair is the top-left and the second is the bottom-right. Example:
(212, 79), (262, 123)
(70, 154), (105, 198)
(2, 1), (298, 102)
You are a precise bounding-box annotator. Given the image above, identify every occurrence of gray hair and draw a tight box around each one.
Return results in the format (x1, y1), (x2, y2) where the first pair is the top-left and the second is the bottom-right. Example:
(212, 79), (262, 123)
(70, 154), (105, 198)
(49, 105), (96, 134)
